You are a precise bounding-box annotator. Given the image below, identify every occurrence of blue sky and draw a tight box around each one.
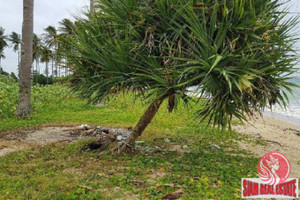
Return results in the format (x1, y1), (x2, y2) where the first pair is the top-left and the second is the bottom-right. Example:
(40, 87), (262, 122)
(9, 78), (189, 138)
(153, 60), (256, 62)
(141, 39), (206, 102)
(0, 0), (299, 76)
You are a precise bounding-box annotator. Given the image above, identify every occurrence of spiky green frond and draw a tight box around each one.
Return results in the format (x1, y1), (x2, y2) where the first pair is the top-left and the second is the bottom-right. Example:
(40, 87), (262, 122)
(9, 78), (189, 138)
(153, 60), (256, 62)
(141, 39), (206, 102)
(66, 0), (299, 129)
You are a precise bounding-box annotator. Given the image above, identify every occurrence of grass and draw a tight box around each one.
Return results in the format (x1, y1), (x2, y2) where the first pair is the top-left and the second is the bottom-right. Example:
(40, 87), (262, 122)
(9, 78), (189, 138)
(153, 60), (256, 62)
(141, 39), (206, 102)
(0, 84), (259, 199)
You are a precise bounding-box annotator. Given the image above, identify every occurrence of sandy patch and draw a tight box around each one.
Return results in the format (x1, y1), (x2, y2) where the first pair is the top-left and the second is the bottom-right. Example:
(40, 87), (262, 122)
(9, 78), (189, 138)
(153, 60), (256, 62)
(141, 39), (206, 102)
(0, 126), (96, 157)
(234, 116), (300, 178)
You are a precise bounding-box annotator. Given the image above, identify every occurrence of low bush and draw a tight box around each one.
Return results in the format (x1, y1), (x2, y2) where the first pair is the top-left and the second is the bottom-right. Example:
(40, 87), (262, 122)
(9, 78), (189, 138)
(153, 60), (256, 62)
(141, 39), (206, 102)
(0, 74), (77, 118)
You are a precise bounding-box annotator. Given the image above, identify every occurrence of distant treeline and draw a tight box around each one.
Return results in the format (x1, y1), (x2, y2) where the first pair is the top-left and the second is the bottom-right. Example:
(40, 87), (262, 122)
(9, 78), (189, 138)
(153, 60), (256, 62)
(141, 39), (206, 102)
(0, 68), (72, 86)
(0, 68), (18, 81)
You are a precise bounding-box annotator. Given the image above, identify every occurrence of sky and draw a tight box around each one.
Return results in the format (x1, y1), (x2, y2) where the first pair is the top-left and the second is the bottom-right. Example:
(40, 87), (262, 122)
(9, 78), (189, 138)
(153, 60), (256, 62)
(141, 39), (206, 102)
(0, 0), (89, 74)
(0, 0), (300, 76)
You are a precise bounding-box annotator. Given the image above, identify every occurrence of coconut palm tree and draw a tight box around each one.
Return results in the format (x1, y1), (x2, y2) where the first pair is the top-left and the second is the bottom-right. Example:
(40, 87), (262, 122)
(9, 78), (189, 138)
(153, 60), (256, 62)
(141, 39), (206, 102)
(0, 27), (8, 70)
(7, 32), (22, 75)
(18, 0), (34, 117)
(59, 19), (75, 36)
(58, 18), (76, 75)
(66, 0), (299, 153)
(33, 33), (42, 74)
(43, 26), (59, 77)
(40, 45), (52, 85)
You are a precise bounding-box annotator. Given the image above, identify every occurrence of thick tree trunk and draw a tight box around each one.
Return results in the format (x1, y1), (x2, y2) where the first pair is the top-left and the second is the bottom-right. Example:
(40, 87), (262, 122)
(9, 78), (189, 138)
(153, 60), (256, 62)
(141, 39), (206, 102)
(17, 0), (34, 117)
(112, 98), (164, 154)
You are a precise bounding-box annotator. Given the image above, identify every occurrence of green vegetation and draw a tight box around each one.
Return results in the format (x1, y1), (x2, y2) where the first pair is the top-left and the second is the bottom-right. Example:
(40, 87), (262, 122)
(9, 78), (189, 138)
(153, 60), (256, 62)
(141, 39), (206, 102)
(0, 27), (7, 65)
(68, 0), (298, 130)
(0, 79), (258, 199)
(32, 73), (54, 85)
(1, 0), (299, 198)
(0, 75), (74, 121)
(0, 137), (258, 199)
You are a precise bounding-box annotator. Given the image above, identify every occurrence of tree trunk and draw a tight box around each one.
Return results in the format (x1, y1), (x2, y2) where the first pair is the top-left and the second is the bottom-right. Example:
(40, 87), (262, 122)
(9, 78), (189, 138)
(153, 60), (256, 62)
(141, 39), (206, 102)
(17, 0), (34, 117)
(55, 59), (58, 78)
(46, 62), (49, 85)
(112, 98), (164, 154)
(38, 59), (40, 74)
(51, 58), (53, 77)
(90, 0), (94, 13)
(17, 51), (20, 79)
(59, 64), (61, 77)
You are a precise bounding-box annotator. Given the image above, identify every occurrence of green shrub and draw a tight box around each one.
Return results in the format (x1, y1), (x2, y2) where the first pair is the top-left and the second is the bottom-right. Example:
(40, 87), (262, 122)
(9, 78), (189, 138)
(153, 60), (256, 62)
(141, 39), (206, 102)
(0, 75), (18, 118)
(32, 74), (54, 85)
(54, 75), (74, 85)
(0, 75), (77, 119)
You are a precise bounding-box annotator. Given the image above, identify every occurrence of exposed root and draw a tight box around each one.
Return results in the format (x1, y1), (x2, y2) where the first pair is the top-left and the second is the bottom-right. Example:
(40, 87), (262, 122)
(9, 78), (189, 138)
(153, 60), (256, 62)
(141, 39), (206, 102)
(80, 127), (135, 154)
(110, 140), (135, 154)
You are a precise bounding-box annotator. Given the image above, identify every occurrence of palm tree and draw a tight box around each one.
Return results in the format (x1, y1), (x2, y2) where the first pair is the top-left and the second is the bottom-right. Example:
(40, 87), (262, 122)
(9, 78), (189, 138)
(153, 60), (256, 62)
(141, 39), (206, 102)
(40, 45), (51, 85)
(43, 26), (59, 77)
(66, 0), (299, 153)
(0, 27), (8, 70)
(90, 0), (94, 13)
(33, 33), (42, 75)
(7, 32), (22, 75)
(59, 19), (75, 36)
(18, 0), (34, 117)
(58, 18), (76, 75)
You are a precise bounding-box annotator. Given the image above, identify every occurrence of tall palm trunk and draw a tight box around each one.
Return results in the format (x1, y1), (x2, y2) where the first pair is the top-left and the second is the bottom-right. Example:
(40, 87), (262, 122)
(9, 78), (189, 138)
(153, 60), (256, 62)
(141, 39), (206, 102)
(46, 61), (49, 85)
(90, 0), (94, 13)
(55, 57), (58, 78)
(58, 65), (61, 77)
(17, 0), (34, 117)
(17, 50), (21, 78)
(51, 58), (54, 77)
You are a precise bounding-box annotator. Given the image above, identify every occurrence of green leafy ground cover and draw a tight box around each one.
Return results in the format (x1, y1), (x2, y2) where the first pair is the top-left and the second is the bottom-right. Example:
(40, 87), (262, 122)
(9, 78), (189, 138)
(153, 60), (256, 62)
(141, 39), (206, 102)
(0, 75), (258, 199)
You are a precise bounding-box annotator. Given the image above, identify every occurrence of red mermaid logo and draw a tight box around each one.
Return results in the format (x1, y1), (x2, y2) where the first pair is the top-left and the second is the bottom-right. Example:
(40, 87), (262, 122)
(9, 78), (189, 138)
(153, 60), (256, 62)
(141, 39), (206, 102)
(257, 152), (291, 185)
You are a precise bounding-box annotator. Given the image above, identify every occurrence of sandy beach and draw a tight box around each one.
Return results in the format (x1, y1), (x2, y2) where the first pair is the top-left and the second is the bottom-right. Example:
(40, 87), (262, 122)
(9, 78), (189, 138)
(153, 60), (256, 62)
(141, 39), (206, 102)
(234, 115), (300, 178)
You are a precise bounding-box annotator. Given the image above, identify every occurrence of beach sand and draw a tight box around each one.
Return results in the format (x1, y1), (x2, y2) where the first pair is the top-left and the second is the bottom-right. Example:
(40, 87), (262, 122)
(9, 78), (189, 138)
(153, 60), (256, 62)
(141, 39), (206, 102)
(234, 115), (300, 178)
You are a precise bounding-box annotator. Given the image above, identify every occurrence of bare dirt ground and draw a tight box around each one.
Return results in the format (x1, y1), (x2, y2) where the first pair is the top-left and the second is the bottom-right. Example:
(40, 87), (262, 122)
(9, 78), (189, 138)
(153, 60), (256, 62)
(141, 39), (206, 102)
(1, 117), (299, 180)
(0, 126), (97, 157)
(234, 115), (300, 178)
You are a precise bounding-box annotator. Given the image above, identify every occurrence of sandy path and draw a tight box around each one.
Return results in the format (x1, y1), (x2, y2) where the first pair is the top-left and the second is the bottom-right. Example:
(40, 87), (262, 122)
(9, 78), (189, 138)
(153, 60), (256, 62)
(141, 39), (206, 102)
(234, 116), (300, 178)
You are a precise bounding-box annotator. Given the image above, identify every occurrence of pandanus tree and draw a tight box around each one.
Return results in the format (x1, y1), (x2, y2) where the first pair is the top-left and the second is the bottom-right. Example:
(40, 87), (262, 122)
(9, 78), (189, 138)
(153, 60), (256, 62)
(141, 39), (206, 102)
(66, 0), (299, 153)
(0, 27), (8, 69)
